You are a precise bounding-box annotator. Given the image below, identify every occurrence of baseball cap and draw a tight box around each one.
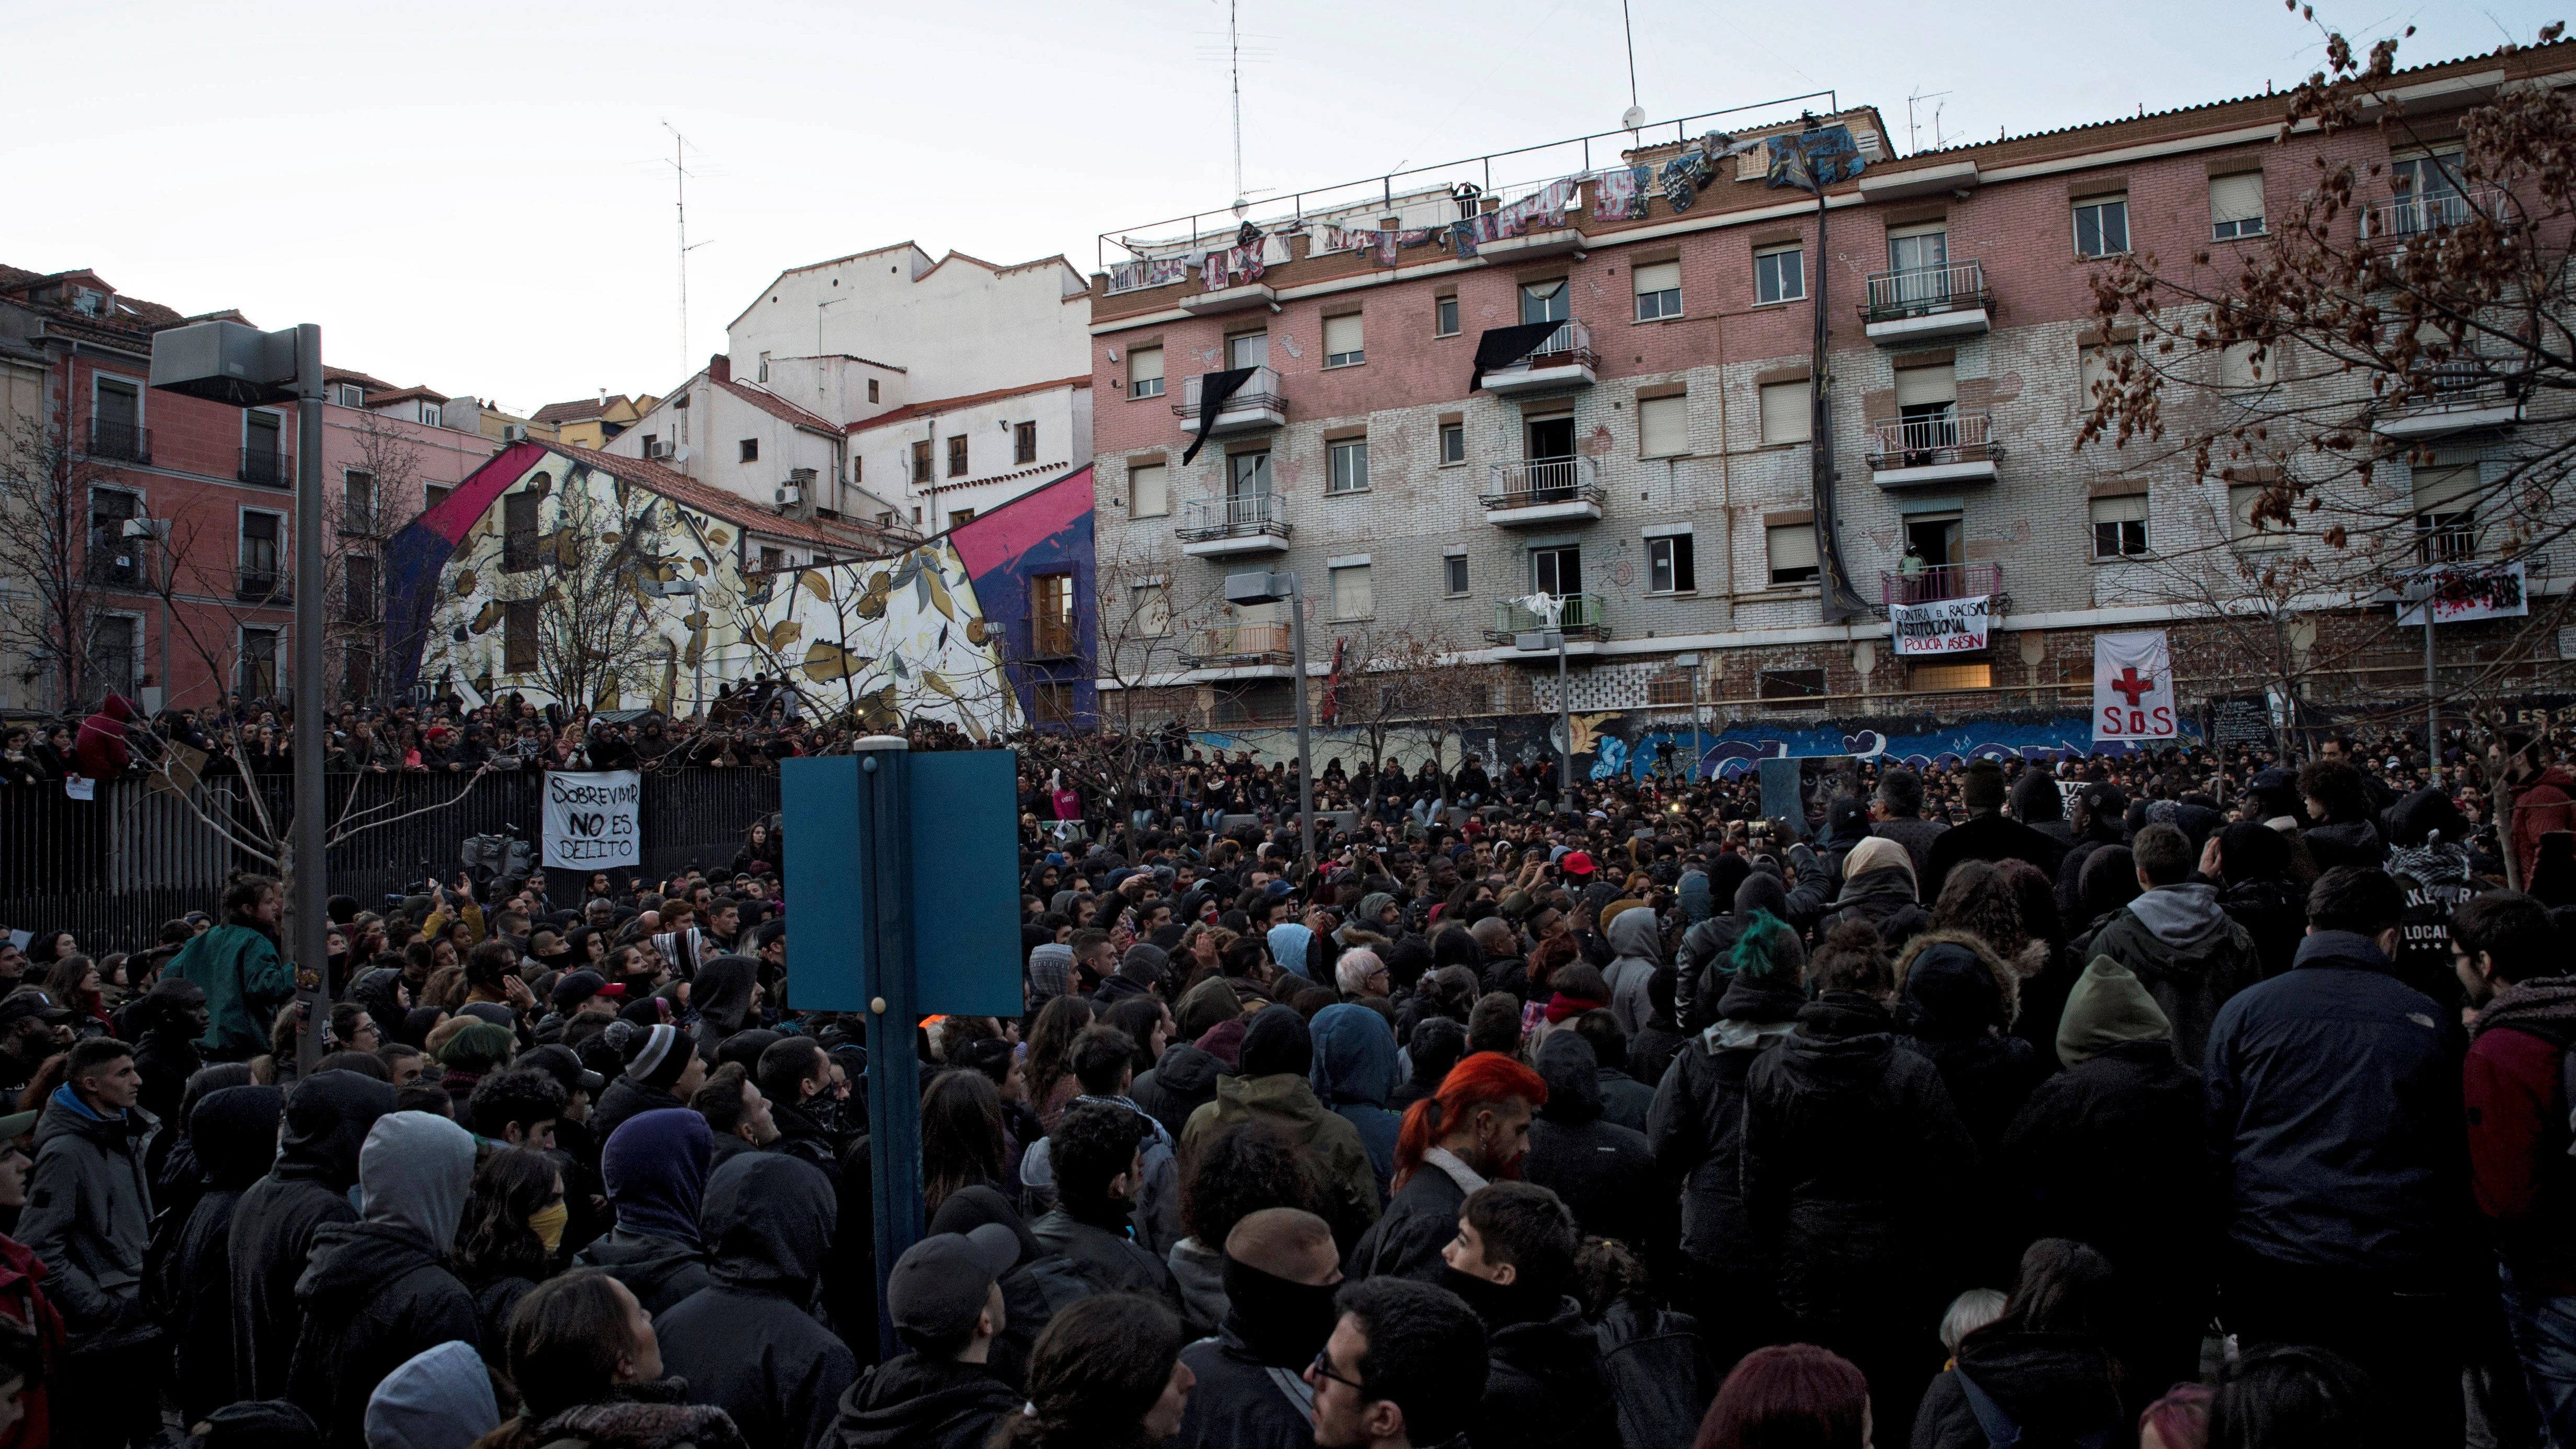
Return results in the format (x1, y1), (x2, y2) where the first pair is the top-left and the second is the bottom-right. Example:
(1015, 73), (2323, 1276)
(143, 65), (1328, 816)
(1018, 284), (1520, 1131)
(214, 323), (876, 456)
(1560, 850), (1596, 877)
(888, 1224), (1019, 1341)
(0, 1109), (36, 1140)
(519, 1043), (606, 1097)
(0, 995), (71, 1029)
(551, 970), (625, 1012)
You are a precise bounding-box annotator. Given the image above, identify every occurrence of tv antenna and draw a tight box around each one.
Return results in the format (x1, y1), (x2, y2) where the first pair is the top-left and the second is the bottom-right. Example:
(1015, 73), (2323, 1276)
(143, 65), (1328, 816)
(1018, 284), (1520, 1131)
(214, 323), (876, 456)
(1198, 2), (1274, 213)
(661, 121), (716, 380)
(1905, 89), (1957, 154)
(1620, 0), (1644, 133)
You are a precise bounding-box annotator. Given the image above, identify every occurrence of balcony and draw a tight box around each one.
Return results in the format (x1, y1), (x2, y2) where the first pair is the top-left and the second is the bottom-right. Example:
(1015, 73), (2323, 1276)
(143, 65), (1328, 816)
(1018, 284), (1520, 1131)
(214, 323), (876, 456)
(1489, 593), (1609, 651)
(1866, 410), (2001, 488)
(2373, 354), (2524, 439)
(1470, 227), (1590, 264)
(1481, 457), (1605, 525)
(86, 419), (151, 465)
(1177, 492), (1292, 558)
(1860, 261), (1992, 343)
(238, 447), (291, 487)
(1882, 561), (2003, 611)
(1180, 281), (1278, 316)
(1174, 366), (1285, 436)
(1479, 320), (1598, 396)
(236, 570), (288, 605)
(2361, 185), (2510, 243)
(1178, 623), (1300, 679)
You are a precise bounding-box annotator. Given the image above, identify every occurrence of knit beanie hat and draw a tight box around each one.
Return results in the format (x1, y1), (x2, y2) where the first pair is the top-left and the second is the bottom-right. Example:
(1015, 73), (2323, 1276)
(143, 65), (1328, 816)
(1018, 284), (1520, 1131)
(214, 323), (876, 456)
(2055, 956), (2172, 1068)
(1961, 760), (2008, 810)
(624, 1021), (694, 1090)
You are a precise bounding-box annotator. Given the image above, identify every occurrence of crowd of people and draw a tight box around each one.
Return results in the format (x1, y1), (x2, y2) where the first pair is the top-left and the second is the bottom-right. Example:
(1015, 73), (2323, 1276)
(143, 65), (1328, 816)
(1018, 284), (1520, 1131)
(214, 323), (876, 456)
(0, 712), (2570, 1448)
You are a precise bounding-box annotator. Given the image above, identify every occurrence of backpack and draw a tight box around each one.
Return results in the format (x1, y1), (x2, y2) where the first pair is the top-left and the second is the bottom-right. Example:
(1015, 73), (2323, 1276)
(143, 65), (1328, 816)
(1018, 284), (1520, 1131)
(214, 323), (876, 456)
(1954, 1369), (2114, 1449)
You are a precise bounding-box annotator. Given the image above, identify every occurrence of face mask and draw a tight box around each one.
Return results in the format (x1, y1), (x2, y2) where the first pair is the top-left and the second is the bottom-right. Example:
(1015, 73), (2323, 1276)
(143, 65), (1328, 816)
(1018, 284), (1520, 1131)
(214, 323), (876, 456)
(529, 1200), (569, 1254)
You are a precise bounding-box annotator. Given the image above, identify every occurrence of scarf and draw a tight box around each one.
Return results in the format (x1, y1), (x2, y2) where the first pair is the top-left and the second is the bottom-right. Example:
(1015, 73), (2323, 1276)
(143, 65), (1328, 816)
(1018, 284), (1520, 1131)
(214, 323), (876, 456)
(1542, 993), (1607, 1024)
(2472, 975), (2576, 1042)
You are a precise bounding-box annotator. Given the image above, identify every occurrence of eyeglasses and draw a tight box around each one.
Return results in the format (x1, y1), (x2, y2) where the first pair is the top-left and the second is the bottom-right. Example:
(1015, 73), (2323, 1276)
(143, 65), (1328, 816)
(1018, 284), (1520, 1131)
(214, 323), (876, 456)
(1307, 1351), (1365, 1394)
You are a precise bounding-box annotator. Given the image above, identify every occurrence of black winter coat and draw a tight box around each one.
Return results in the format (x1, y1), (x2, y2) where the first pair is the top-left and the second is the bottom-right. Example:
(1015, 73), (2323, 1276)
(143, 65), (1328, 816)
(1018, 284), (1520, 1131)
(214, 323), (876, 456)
(1647, 979), (1801, 1279)
(1346, 1163), (1470, 1284)
(1526, 1036), (1671, 1260)
(1029, 1208), (1179, 1305)
(228, 1071), (393, 1401)
(285, 1222), (478, 1449)
(1919, 814), (2064, 904)
(574, 1228), (712, 1317)
(1471, 1297), (1624, 1449)
(1815, 869), (1934, 954)
(658, 1156), (858, 1449)
(1596, 1298), (1715, 1449)
(1911, 1332), (2123, 1449)
(2303, 816), (2387, 871)
(1172, 1331), (1326, 1449)
(1895, 1032), (2049, 1162)
(1130, 1044), (1225, 1142)
(593, 1076), (687, 1146)
(831, 1355), (1017, 1449)
(2216, 877), (2306, 981)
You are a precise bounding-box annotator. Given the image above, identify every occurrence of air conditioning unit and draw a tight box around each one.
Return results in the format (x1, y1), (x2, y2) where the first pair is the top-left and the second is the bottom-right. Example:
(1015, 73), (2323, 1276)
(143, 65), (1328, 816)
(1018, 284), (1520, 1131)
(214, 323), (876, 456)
(645, 439), (674, 459)
(775, 475), (808, 508)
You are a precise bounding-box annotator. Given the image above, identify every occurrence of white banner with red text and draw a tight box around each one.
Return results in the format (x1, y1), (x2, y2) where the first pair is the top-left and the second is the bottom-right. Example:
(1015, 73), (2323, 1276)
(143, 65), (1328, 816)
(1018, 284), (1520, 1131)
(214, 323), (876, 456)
(2092, 630), (2178, 743)
(1889, 594), (1993, 656)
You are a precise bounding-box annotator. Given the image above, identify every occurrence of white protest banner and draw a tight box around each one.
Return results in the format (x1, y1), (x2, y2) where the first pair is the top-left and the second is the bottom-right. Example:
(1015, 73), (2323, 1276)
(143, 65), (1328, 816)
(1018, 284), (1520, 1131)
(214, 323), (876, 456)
(2395, 560), (2528, 626)
(1889, 594), (1992, 656)
(543, 769), (641, 869)
(2092, 630), (2177, 743)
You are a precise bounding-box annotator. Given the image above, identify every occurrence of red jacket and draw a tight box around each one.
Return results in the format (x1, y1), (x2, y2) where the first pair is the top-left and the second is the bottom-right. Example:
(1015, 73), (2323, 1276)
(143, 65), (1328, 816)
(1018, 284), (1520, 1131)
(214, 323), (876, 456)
(0, 1231), (66, 1449)
(71, 693), (138, 783)
(2465, 981), (2576, 1293)
(2511, 766), (2576, 888)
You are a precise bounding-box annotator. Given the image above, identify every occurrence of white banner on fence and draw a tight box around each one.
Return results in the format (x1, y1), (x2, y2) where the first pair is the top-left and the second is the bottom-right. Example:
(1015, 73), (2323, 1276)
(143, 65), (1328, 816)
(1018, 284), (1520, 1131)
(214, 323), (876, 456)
(542, 769), (642, 869)
(1889, 594), (1993, 656)
(2092, 629), (2178, 743)
(2395, 559), (2528, 626)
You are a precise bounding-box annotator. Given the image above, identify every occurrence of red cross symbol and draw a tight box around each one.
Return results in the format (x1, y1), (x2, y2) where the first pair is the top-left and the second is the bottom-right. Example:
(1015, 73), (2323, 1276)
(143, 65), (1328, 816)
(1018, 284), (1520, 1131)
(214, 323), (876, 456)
(2110, 666), (2156, 705)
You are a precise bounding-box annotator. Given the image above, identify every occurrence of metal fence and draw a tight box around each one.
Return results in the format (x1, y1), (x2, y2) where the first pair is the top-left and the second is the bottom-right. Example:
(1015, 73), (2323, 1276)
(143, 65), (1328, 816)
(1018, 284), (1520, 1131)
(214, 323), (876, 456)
(0, 767), (781, 953)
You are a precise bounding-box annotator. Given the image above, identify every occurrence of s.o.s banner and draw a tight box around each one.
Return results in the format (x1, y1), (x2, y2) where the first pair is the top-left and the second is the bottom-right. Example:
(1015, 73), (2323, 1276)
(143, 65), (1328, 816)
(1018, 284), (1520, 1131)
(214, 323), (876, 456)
(2092, 630), (2177, 743)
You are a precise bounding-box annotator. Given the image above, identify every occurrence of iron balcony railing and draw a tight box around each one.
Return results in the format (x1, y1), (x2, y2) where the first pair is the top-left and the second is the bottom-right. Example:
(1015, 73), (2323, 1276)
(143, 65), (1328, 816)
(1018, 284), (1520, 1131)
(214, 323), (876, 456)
(1180, 623), (1297, 667)
(1490, 593), (1608, 642)
(86, 419), (150, 465)
(1481, 456), (1604, 510)
(1882, 561), (2003, 610)
(1859, 260), (1991, 323)
(2361, 185), (2510, 240)
(238, 447), (291, 487)
(1177, 492), (1291, 542)
(1485, 320), (1597, 378)
(236, 569), (288, 604)
(1866, 410), (1996, 470)
(1172, 365), (1284, 421)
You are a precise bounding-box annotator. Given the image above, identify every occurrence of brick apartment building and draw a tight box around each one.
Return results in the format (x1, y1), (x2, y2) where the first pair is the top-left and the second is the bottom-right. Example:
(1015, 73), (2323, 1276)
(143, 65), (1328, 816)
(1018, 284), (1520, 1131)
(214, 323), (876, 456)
(1085, 46), (2575, 754)
(0, 267), (502, 715)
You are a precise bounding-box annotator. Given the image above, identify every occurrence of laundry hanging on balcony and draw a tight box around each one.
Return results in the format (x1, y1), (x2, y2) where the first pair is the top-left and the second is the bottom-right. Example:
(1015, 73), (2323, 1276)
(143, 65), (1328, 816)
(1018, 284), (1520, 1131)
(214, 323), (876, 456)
(1496, 178), (1578, 234)
(1201, 245), (1267, 292)
(1180, 367), (1255, 465)
(1765, 126), (1868, 191)
(1469, 322), (1571, 392)
(1593, 166), (1651, 222)
(1106, 257), (1193, 294)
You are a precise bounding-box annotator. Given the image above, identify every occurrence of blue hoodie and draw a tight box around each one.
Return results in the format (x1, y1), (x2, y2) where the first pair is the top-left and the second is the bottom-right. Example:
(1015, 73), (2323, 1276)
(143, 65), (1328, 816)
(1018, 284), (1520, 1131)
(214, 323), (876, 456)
(1268, 922), (1316, 980)
(1309, 1004), (1401, 1197)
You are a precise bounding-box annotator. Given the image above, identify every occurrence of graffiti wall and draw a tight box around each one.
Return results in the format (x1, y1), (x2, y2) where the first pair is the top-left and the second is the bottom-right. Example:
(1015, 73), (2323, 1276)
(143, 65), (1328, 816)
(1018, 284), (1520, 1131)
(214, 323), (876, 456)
(386, 442), (1020, 735)
(950, 467), (1096, 727)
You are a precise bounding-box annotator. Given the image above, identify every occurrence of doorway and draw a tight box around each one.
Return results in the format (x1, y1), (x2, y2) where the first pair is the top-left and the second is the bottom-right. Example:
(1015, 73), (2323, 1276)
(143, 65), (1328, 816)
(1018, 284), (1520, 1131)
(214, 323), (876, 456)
(1524, 415), (1576, 500)
(1901, 515), (1962, 600)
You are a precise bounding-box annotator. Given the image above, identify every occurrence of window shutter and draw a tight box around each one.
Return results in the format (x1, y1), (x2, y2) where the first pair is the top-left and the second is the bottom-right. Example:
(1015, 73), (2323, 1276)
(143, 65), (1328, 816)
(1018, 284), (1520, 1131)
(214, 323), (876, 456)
(1130, 464), (1168, 517)
(2089, 494), (2148, 525)
(1767, 523), (1819, 573)
(1130, 348), (1163, 385)
(1637, 395), (1688, 457)
(1322, 315), (1363, 358)
(1758, 381), (1811, 443)
(1894, 364), (1957, 408)
(2210, 172), (2265, 226)
(2413, 464), (2480, 512)
(1632, 261), (1681, 296)
(1331, 564), (1373, 618)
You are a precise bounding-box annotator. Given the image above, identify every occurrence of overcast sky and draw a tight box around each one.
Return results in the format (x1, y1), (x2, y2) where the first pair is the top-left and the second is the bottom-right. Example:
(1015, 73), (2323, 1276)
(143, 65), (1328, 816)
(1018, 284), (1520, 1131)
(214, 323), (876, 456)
(2, 0), (2550, 413)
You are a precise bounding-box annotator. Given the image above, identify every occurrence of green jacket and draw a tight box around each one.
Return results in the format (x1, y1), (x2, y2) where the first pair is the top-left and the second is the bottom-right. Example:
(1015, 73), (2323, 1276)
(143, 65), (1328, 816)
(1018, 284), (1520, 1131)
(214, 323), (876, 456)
(167, 922), (295, 1057)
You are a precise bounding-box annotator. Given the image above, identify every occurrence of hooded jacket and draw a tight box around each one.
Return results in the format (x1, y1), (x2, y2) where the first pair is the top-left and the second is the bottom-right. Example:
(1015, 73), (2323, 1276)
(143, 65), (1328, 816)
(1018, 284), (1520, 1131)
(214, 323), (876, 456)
(166, 1084), (284, 1422)
(2465, 975), (2576, 1292)
(20, 1080), (157, 1353)
(1648, 974), (1803, 1281)
(2084, 881), (2261, 1068)
(288, 1111), (480, 1449)
(1919, 810), (2065, 904)
(1467, 1293), (1621, 1449)
(1345, 1150), (1477, 1286)
(1913, 1331), (2124, 1449)
(657, 1155), (858, 1449)
(1309, 1004), (1402, 1197)
(1525, 1033), (1668, 1259)
(72, 692), (137, 780)
(1129, 1039), (1226, 1143)
(168, 918), (298, 1058)
(576, 1109), (716, 1316)
(1740, 991), (1979, 1334)
(831, 1355), (1017, 1449)
(1180, 1010), (1381, 1248)
(1894, 933), (2049, 1159)
(1676, 874), (1796, 1031)
(1601, 909), (1662, 1040)
(366, 1340), (501, 1449)
(1814, 866), (1933, 955)
(231, 1070), (396, 1400)
(690, 956), (761, 1057)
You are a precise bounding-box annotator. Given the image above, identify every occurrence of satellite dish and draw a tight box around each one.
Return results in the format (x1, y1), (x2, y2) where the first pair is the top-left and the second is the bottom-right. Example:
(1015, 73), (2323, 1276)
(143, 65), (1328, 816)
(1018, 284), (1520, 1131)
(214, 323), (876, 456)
(1622, 105), (1646, 131)
(671, 445), (691, 465)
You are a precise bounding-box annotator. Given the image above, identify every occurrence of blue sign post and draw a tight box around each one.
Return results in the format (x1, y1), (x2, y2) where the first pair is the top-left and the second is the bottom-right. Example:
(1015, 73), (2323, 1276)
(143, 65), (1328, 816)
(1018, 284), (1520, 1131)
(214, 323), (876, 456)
(781, 740), (1023, 1357)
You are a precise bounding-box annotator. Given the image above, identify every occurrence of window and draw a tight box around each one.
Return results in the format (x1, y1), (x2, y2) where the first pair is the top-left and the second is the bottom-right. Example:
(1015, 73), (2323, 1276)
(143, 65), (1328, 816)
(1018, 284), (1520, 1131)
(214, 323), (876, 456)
(947, 435), (970, 477)
(1032, 573), (1075, 656)
(424, 484), (452, 512)
(2230, 482), (2288, 548)
(1766, 523), (1820, 585)
(2074, 194), (2130, 257)
(1639, 395), (1689, 458)
(1531, 545), (1581, 597)
(1435, 296), (1460, 337)
(1896, 364), (1958, 446)
(239, 511), (282, 598)
(240, 627), (281, 699)
(911, 440), (933, 484)
(342, 470), (376, 534)
(1913, 661), (1993, 691)
(86, 489), (140, 588)
(2390, 149), (2471, 231)
(868, 378), (881, 404)
(1323, 314), (1365, 368)
(760, 546), (784, 573)
(1634, 260), (1682, 321)
(345, 554), (378, 623)
(1520, 280), (1569, 326)
(418, 401), (441, 427)
(1648, 534), (1696, 593)
(243, 410), (284, 483)
(1330, 563), (1374, 619)
(1131, 581), (1172, 638)
(1439, 422), (1466, 465)
(336, 383), (365, 407)
(2211, 171), (2266, 239)
(949, 508), (976, 528)
(1444, 553), (1470, 596)
(86, 614), (136, 699)
(1015, 421), (1038, 464)
(2413, 464), (2480, 562)
(756, 352), (771, 383)
(1032, 682), (1077, 725)
(503, 601), (539, 672)
(1227, 450), (1273, 497)
(1887, 222), (1949, 277)
(1755, 245), (1805, 304)
(2217, 341), (2270, 390)
(1129, 463), (1169, 518)
(852, 454), (863, 484)
(739, 438), (760, 463)
(1327, 438), (1369, 494)
(502, 491), (539, 571)
(1758, 380), (1811, 444)
(2090, 494), (2149, 558)
(1758, 668), (1826, 709)
(1227, 332), (1269, 370)
(1129, 347), (1165, 399)
(2079, 343), (2130, 405)
(343, 645), (374, 702)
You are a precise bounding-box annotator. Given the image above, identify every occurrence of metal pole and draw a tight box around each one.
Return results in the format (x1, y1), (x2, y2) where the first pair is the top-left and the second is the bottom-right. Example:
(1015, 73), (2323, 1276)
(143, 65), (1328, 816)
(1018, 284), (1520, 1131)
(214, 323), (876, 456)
(1692, 658), (1705, 782)
(2424, 606), (2439, 783)
(291, 324), (327, 1076)
(156, 525), (171, 710)
(851, 734), (919, 1361)
(1556, 635), (1572, 799)
(1286, 574), (1315, 868)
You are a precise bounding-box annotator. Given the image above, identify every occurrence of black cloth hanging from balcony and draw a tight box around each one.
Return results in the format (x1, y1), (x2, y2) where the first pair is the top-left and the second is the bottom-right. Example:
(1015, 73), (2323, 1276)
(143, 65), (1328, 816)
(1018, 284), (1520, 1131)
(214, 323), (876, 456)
(1470, 321), (1570, 392)
(1180, 367), (1255, 465)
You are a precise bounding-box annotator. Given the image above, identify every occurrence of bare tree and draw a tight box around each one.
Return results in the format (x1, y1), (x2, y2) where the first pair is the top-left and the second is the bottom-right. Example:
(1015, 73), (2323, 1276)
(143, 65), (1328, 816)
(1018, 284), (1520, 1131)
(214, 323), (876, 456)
(522, 478), (670, 713)
(1328, 615), (1486, 798)
(0, 406), (123, 711)
(724, 546), (1022, 743)
(323, 410), (428, 705)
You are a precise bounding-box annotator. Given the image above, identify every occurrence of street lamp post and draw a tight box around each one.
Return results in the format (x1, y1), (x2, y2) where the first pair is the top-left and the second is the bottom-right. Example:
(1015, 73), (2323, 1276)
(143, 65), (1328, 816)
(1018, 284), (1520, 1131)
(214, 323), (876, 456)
(1225, 569), (1316, 868)
(1514, 625), (1571, 801)
(1674, 652), (1703, 783)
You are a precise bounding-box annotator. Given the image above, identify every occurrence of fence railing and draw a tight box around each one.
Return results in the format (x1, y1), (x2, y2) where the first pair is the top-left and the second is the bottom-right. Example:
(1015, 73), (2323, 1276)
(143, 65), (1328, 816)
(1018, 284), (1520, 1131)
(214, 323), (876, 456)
(1882, 561), (2003, 608)
(1490, 593), (1608, 641)
(2362, 185), (2510, 240)
(1177, 492), (1292, 542)
(1482, 320), (1597, 380)
(86, 419), (151, 464)
(1482, 456), (1603, 510)
(1174, 365), (1284, 421)
(1860, 260), (1991, 322)
(0, 767), (780, 954)
(238, 447), (291, 487)
(1181, 623), (1297, 666)
(1866, 410), (1997, 469)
